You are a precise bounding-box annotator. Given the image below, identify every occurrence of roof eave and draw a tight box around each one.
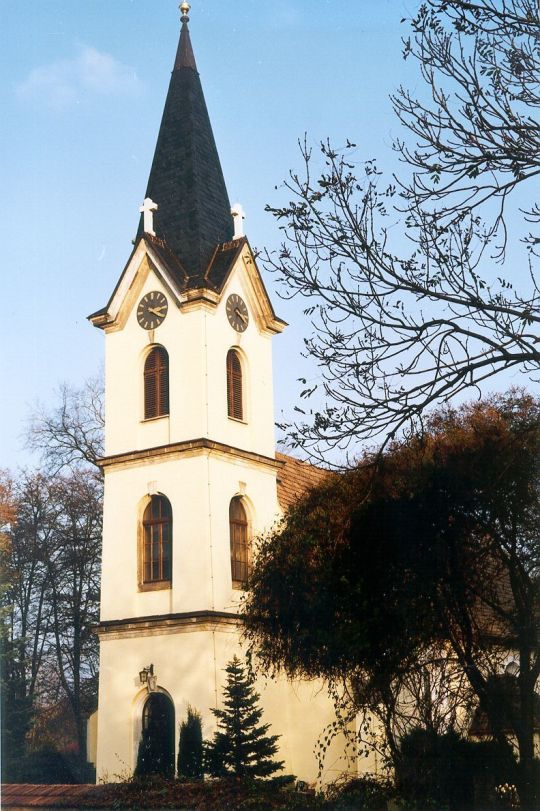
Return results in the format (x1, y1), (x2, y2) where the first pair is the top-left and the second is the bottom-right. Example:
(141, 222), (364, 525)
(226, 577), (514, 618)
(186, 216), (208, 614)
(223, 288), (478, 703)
(88, 310), (113, 330)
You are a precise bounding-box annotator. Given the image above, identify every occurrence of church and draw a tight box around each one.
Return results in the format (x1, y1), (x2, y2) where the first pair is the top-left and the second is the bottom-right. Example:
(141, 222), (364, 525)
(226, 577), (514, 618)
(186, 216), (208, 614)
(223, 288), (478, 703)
(87, 4), (359, 785)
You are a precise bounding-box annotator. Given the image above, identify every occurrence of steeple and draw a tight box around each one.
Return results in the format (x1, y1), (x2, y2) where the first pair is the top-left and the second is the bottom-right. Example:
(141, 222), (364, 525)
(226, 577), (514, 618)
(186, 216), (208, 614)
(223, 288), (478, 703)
(174, 3), (197, 70)
(138, 3), (234, 282)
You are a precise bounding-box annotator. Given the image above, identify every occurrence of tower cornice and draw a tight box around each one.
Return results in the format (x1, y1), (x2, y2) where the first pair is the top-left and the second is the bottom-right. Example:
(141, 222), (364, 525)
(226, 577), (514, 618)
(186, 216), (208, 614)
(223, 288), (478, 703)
(98, 437), (285, 472)
(96, 610), (241, 639)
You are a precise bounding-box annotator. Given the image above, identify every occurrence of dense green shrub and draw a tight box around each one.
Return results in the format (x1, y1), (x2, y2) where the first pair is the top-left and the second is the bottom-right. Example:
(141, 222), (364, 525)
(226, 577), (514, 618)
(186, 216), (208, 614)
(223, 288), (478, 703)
(85, 775), (327, 809)
(326, 775), (393, 810)
(135, 726), (173, 779)
(396, 728), (473, 808)
(8, 745), (77, 784)
(177, 705), (203, 779)
(395, 728), (518, 810)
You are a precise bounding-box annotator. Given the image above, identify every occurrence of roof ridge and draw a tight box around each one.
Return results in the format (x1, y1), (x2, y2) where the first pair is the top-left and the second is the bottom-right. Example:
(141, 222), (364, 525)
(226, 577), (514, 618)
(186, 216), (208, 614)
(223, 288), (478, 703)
(275, 450), (326, 468)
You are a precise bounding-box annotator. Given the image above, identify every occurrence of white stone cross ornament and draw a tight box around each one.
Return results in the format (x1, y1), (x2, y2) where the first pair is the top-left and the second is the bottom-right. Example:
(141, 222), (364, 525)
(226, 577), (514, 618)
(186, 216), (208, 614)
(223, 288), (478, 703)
(140, 197), (158, 236)
(231, 203), (246, 239)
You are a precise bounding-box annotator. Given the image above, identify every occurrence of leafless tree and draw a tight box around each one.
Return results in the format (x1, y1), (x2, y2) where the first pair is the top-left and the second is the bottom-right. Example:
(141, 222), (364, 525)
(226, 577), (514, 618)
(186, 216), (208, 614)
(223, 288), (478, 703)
(395, 0), (540, 245)
(1, 470), (101, 775)
(10, 475), (57, 696)
(3, 376), (104, 777)
(43, 470), (102, 766)
(27, 374), (104, 474)
(266, 0), (540, 462)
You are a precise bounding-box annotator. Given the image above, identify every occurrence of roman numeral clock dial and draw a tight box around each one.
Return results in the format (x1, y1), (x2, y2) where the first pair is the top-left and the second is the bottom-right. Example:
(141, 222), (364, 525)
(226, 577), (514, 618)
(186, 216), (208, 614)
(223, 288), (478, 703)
(137, 291), (168, 330)
(226, 294), (249, 332)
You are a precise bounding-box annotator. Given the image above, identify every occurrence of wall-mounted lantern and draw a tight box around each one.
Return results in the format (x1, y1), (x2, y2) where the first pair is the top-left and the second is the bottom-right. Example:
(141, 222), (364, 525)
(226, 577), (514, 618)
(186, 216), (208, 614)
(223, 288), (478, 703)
(139, 664), (157, 691)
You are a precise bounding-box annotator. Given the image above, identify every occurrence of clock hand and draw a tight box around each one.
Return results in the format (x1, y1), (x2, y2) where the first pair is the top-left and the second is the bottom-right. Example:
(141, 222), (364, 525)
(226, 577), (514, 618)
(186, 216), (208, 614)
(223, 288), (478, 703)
(235, 308), (247, 324)
(148, 306), (166, 316)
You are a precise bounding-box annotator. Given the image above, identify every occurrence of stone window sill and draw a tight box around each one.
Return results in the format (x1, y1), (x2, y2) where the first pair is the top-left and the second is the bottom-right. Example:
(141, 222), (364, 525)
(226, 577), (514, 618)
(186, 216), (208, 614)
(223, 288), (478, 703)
(141, 415), (170, 424)
(139, 580), (171, 592)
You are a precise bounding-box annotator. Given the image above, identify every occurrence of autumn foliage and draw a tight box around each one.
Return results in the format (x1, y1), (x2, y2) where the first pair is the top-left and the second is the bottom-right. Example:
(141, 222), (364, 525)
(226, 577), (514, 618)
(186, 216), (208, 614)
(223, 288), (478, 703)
(244, 391), (540, 807)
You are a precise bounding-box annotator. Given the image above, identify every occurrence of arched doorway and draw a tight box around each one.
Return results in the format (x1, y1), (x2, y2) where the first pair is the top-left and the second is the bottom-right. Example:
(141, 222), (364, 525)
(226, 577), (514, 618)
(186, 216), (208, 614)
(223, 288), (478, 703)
(135, 692), (175, 778)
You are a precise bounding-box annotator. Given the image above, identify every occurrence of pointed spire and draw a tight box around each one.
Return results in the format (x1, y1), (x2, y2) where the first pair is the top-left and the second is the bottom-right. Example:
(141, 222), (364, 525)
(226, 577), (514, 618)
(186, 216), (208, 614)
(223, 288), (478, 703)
(138, 2), (233, 281)
(175, 4), (197, 70)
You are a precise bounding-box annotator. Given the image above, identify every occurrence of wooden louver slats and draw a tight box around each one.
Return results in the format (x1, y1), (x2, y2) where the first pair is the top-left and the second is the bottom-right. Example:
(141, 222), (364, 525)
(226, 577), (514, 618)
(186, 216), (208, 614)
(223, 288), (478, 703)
(226, 349), (243, 420)
(144, 346), (169, 419)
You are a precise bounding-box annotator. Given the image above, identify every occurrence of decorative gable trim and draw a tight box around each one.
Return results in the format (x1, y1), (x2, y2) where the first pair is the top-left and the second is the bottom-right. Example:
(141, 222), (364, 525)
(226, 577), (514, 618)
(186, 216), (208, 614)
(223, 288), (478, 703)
(88, 235), (287, 334)
(239, 243), (288, 335)
(88, 237), (185, 330)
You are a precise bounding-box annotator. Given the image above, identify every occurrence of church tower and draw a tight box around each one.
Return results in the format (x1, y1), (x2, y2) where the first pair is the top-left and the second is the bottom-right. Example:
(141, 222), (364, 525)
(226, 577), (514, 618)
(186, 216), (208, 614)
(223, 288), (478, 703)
(88, 5), (352, 784)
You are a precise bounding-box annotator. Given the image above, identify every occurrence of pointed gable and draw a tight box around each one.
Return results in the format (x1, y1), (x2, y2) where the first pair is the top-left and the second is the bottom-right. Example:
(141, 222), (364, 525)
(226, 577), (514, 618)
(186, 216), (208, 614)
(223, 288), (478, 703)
(136, 11), (233, 280)
(89, 233), (287, 335)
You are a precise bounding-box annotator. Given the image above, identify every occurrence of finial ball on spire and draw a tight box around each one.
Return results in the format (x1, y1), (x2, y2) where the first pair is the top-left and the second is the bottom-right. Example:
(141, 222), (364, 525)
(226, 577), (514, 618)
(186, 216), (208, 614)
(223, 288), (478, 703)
(180, 2), (191, 23)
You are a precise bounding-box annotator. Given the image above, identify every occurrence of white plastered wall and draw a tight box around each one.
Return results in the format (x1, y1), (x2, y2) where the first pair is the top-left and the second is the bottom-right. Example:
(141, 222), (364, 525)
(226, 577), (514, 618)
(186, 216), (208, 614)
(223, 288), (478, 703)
(104, 252), (276, 460)
(96, 626), (355, 785)
(100, 451), (280, 620)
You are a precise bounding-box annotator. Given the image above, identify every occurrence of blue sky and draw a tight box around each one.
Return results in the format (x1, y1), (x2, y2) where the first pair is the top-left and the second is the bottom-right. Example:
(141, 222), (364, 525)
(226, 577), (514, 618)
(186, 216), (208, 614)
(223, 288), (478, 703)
(3, 0), (416, 469)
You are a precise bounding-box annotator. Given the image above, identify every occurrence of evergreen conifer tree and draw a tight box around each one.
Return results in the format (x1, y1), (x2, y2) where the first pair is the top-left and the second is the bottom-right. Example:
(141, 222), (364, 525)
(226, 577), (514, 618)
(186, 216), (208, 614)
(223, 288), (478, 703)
(135, 724), (174, 779)
(205, 656), (283, 778)
(177, 705), (203, 779)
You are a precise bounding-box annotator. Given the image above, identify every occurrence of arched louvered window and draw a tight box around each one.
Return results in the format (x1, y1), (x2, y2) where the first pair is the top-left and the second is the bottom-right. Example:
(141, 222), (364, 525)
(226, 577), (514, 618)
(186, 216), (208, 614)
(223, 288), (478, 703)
(144, 346), (169, 419)
(226, 349), (243, 421)
(230, 497), (250, 585)
(142, 495), (172, 583)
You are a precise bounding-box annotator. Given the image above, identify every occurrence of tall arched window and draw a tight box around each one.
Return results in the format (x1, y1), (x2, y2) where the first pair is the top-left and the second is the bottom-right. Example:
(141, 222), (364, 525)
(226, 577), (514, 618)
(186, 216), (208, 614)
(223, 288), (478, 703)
(144, 346), (169, 419)
(226, 349), (243, 421)
(229, 497), (249, 585)
(142, 495), (172, 584)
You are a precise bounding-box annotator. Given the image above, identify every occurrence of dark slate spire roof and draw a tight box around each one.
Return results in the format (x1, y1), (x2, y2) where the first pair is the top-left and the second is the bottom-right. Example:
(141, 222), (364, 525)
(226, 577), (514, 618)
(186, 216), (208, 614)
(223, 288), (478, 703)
(137, 9), (233, 281)
(174, 12), (197, 70)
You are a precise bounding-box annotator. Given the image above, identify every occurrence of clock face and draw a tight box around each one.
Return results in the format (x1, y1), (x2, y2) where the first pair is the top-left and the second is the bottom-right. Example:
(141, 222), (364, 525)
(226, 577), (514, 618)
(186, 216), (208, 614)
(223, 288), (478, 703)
(137, 291), (168, 330)
(226, 294), (249, 332)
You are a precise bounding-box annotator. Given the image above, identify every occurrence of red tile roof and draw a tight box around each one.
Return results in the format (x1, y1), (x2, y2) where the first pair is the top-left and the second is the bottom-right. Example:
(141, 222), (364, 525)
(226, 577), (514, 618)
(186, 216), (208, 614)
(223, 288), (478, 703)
(1, 784), (94, 808)
(276, 452), (330, 512)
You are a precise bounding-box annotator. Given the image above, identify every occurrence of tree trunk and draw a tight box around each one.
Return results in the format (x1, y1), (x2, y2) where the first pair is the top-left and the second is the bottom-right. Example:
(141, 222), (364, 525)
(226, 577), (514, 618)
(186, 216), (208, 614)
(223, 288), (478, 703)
(516, 664), (537, 811)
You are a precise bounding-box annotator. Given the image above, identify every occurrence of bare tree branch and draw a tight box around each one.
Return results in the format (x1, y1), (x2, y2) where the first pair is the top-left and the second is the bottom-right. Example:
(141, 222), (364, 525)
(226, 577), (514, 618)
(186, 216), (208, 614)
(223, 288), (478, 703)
(26, 374), (104, 475)
(267, 1), (539, 462)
